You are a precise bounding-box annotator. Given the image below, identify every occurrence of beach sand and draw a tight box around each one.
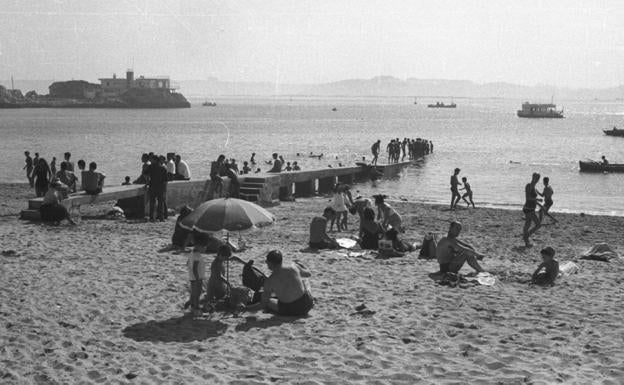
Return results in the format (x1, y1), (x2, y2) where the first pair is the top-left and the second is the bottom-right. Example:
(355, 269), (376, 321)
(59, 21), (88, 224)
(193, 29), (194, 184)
(1, 183), (623, 384)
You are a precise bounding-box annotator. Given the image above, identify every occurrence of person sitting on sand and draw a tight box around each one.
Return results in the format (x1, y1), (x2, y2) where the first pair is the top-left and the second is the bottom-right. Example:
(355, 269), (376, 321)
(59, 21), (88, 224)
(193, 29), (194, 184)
(205, 245), (245, 305)
(309, 207), (340, 249)
(186, 239), (207, 316)
(359, 207), (384, 250)
(39, 179), (76, 225)
(374, 195), (403, 232)
(257, 250), (314, 316)
(82, 161), (105, 195)
(531, 247), (559, 286)
(435, 221), (485, 275)
(172, 206), (194, 248)
(350, 196), (373, 233)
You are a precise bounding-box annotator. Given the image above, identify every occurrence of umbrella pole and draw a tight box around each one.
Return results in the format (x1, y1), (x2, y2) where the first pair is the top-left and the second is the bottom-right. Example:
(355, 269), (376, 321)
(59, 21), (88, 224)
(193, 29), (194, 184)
(226, 232), (230, 300)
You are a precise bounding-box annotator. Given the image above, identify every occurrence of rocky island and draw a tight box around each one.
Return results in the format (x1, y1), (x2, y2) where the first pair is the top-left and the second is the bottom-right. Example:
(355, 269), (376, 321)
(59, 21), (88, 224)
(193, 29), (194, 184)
(0, 70), (190, 108)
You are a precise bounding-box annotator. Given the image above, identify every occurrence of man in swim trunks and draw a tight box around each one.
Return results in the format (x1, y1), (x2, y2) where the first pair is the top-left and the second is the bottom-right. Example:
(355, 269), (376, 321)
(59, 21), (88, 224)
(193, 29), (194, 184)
(537, 176), (557, 224)
(371, 140), (381, 165)
(435, 221), (485, 274)
(450, 168), (462, 210)
(261, 250), (314, 316)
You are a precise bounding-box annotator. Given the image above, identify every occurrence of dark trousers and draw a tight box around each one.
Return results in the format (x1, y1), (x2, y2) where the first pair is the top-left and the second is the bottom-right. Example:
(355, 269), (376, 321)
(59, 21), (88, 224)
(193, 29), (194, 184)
(149, 189), (165, 220)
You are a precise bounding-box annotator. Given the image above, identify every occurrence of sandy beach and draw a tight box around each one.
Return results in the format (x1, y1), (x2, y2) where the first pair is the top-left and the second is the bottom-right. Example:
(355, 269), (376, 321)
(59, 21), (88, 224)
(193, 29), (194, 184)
(1, 182), (623, 384)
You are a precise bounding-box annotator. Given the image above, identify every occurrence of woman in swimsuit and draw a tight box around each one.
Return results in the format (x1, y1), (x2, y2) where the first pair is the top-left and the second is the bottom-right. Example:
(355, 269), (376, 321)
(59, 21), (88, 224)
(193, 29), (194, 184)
(374, 195), (403, 232)
(522, 173), (542, 247)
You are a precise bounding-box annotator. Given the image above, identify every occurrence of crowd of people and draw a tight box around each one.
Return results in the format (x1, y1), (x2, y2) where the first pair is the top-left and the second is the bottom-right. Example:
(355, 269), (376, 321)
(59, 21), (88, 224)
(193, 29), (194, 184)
(371, 138), (433, 165)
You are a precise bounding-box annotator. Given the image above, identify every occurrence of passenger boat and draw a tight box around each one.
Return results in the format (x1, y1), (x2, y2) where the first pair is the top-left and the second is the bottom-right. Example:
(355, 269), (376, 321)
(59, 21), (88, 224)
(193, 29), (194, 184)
(202, 101), (217, 107)
(517, 102), (563, 118)
(603, 127), (624, 137)
(579, 160), (624, 173)
(427, 101), (456, 108)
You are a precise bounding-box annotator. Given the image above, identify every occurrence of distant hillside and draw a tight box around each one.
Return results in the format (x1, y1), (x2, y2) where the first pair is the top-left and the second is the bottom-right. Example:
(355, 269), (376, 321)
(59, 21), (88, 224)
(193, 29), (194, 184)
(180, 76), (624, 101)
(5, 77), (624, 101)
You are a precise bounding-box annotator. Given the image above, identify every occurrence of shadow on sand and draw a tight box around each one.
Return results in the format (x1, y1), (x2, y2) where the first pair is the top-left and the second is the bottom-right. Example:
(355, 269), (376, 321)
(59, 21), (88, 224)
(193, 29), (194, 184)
(122, 316), (227, 343)
(234, 315), (306, 332)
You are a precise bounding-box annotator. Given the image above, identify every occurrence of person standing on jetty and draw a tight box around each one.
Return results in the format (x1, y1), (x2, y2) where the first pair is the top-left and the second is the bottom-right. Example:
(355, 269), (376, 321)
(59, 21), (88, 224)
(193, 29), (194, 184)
(174, 154), (191, 180)
(522, 172), (542, 247)
(63, 152), (74, 172)
(23, 151), (34, 187)
(450, 168), (462, 210)
(371, 140), (381, 165)
(538, 177), (557, 225)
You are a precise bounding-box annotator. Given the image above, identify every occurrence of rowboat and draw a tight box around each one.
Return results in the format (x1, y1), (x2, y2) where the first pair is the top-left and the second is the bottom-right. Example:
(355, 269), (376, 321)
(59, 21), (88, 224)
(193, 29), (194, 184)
(603, 128), (624, 137)
(579, 160), (624, 172)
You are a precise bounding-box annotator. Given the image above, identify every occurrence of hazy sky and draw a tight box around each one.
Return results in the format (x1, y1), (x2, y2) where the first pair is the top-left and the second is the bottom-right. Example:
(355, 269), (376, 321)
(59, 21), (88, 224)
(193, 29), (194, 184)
(1, 0), (622, 87)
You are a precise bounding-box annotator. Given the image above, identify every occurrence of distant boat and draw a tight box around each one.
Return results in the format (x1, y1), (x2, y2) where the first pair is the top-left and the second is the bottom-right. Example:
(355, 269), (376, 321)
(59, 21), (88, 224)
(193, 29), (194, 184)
(579, 160), (624, 172)
(202, 101), (217, 107)
(427, 101), (456, 108)
(604, 127), (624, 137)
(517, 102), (563, 118)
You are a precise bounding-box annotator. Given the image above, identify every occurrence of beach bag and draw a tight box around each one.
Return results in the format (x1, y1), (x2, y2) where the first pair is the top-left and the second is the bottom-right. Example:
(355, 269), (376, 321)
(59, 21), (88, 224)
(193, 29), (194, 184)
(242, 260), (267, 292)
(418, 233), (438, 259)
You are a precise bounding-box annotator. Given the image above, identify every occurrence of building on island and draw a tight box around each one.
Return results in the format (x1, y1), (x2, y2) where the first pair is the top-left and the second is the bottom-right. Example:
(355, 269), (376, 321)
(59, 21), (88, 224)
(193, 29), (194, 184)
(98, 69), (177, 98)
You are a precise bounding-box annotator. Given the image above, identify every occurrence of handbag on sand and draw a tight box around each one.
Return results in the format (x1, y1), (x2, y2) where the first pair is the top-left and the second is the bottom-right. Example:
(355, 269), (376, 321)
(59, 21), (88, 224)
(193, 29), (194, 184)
(418, 233), (438, 259)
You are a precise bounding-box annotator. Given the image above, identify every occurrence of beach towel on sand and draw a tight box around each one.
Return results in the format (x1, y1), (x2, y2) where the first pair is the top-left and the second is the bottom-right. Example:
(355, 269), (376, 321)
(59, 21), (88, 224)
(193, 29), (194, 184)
(580, 243), (623, 263)
(558, 261), (580, 276)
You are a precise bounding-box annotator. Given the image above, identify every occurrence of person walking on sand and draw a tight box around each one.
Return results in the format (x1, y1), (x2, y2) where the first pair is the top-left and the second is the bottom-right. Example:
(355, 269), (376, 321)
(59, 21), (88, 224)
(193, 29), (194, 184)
(371, 140), (381, 165)
(450, 168), (462, 210)
(537, 176), (557, 225)
(23, 151), (34, 187)
(460, 176), (475, 208)
(522, 172), (542, 247)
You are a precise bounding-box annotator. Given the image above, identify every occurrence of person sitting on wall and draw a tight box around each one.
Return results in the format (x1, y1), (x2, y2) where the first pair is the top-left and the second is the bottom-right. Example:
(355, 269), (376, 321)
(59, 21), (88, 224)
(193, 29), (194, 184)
(82, 161), (105, 195)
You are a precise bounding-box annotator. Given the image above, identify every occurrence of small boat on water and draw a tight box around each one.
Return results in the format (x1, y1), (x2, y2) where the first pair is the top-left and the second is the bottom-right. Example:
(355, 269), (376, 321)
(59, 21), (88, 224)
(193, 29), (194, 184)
(603, 127), (624, 137)
(427, 101), (456, 108)
(517, 102), (563, 118)
(202, 101), (217, 107)
(579, 160), (624, 173)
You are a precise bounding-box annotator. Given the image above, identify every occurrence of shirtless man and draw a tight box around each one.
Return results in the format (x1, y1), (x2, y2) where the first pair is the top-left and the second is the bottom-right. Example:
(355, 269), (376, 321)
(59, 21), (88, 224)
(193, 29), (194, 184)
(371, 140), (381, 165)
(435, 221), (485, 274)
(450, 168), (462, 210)
(260, 250), (314, 316)
(309, 207), (340, 249)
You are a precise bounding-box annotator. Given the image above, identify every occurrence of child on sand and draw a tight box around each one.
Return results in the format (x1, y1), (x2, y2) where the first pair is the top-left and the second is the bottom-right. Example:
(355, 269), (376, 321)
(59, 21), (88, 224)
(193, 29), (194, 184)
(460, 176), (475, 208)
(205, 245), (245, 305)
(531, 247), (559, 286)
(186, 240), (207, 316)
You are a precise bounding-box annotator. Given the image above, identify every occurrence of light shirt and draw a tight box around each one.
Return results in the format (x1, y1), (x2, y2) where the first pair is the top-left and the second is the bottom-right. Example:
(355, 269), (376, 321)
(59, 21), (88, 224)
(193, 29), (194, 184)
(166, 159), (176, 174)
(187, 251), (206, 281)
(177, 160), (191, 179)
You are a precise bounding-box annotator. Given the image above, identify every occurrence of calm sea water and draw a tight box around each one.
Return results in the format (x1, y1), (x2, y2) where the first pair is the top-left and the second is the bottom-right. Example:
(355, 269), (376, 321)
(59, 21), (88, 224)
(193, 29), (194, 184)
(2, 97), (623, 215)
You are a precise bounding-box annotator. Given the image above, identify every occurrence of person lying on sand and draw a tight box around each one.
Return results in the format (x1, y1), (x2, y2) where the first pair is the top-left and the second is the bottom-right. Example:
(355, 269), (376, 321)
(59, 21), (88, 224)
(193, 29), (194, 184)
(249, 250), (314, 317)
(309, 207), (340, 249)
(531, 246), (559, 286)
(435, 221), (485, 275)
